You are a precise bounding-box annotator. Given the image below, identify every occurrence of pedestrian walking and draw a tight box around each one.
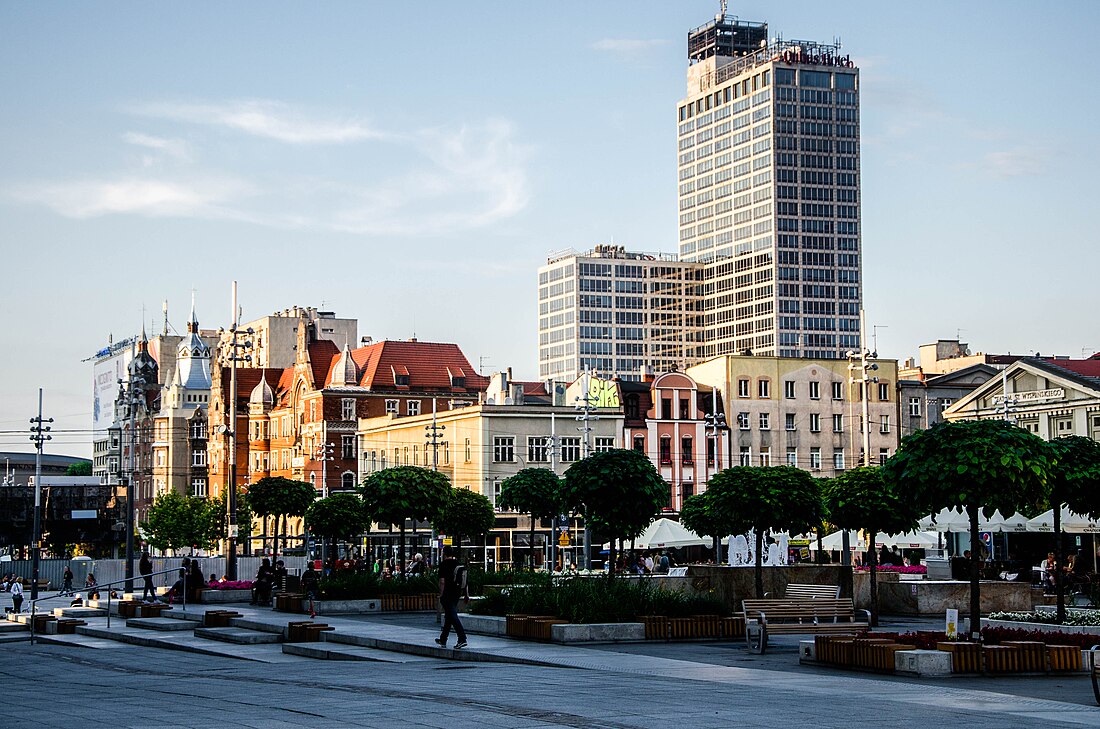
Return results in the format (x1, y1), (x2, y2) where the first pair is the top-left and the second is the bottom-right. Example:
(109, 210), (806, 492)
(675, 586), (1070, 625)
(434, 546), (469, 650)
(10, 577), (24, 613)
(139, 552), (155, 601)
(61, 566), (74, 595)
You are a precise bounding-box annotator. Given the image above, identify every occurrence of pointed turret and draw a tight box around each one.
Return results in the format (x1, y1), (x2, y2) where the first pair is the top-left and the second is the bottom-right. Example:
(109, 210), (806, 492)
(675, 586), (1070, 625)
(330, 336), (359, 387)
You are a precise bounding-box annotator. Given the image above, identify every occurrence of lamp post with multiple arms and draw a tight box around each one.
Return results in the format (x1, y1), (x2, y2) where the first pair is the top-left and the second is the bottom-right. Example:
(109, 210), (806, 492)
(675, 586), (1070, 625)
(844, 308), (880, 567)
(28, 389), (52, 602)
(224, 282), (253, 580)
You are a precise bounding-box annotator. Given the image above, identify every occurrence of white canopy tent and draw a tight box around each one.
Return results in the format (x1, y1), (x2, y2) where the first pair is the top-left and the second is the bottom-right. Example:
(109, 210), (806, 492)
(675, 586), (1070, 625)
(1026, 507), (1100, 534)
(918, 508), (1031, 533)
(622, 518), (709, 549)
(874, 531), (941, 549)
(820, 530), (866, 551)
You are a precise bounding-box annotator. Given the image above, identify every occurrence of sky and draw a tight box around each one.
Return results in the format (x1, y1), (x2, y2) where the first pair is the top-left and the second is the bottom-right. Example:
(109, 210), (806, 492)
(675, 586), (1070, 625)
(2, 1), (1098, 459)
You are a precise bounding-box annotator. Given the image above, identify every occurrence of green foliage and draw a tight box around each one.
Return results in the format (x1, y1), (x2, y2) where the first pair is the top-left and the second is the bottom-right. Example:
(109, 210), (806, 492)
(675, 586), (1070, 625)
(361, 466), (451, 527)
(246, 476), (316, 519)
(436, 487), (496, 541)
(881, 419), (1052, 517)
(64, 461), (92, 476)
(140, 491), (222, 553)
(498, 468), (563, 519)
(306, 494), (369, 541)
(679, 491), (725, 541)
(206, 495), (253, 543)
(823, 467), (918, 537)
(318, 570), (440, 600)
(470, 575), (730, 623)
(708, 466), (823, 536)
(1047, 436), (1100, 518)
(563, 449), (668, 543)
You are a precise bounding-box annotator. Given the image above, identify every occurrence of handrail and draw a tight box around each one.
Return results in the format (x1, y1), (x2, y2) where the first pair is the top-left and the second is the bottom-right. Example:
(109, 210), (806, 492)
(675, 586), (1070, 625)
(25, 567), (183, 645)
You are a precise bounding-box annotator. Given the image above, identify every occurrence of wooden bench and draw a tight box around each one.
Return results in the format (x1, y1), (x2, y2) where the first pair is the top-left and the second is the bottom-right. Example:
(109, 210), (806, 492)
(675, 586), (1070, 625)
(784, 583), (841, 600)
(285, 621), (334, 643)
(741, 598), (869, 654)
(203, 610), (242, 628)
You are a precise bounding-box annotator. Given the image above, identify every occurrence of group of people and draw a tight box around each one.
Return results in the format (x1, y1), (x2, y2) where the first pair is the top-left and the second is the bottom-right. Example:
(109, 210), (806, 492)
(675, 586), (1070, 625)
(250, 558), (288, 606)
(614, 551), (676, 575)
(1041, 549), (1093, 592)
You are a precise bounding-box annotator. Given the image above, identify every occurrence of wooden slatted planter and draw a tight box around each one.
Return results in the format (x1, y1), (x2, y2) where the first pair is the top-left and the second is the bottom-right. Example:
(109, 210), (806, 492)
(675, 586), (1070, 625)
(1002, 641), (1045, 672)
(1046, 645), (1081, 672)
(983, 645), (1021, 673)
(203, 610), (242, 627)
(937, 641), (982, 673)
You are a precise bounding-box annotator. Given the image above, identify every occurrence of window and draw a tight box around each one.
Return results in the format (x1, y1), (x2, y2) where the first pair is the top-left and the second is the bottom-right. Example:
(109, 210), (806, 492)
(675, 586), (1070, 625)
(809, 381), (820, 400)
(659, 436), (672, 464)
(465, 438), (471, 462)
(785, 413), (796, 430)
(809, 413), (821, 432)
(832, 381), (843, 400)
(810, 447), (822, 470)
(759, 412), (770, 430)
(878, 383), (889, 401)
(493, 436), (515, 463)
(341, 398), (355, 420)
(939, 399), (953, 413)
(783, 381), (796, 399)
(759, 447), (771, 467)
(909, 397), (922, 417)
(407, 400), (421, 416)
(395, 373), (410, 386)
(758, 379), (770, 398)
(661, 397), (673, 419)
(880, 414), (890, 434)
(786, 447), (797, 466)
(878, 448), (889, 465)
(679, 398), (690, 420)
(342, 435), (355, 460)
(633, 435), (646, 453)
(738, 379), (750, 398)
(443, 442), (450, 464)
(737, 412), (750, 430)
(833, 414), (844, 433)
(191, 449), (206, 467)
(625, 394), (640, 420)
(385, 399), (399, 414)
(595, 437), (615, 452)
(341, 472), (355, 490)
(681, 437), (694, 464)
(739, 446), (751, 466)
(833, 451), (845, 471)
(528, 436), (550, 463)
(189, 419), (207, 439)
(707, 437), (716, 465)
(560, 437), (581, 462)
(191, 477), (206, 497)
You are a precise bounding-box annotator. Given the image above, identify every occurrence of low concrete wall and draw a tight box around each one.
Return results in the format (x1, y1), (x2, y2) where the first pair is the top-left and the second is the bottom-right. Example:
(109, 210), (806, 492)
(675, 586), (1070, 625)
(669, 565), (853, 609)
(462, 614), (506, 637)
(551, 622), (644, 643)
(198, 589), (251, 604)
(982, 618), (1100, 636)
(307, 598), (380, 615)
(875, 580), (1032, 616)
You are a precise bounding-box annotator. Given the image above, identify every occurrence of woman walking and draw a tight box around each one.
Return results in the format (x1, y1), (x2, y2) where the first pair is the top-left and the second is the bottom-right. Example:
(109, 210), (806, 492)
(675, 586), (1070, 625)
(139, 552), (155, 601)
(10, 577), (24, 614)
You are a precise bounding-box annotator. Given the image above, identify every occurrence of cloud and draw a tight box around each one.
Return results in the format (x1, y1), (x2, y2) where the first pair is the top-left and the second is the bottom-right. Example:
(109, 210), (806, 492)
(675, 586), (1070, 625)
(591, 38), (669, 54)
(12, 177), (253, 219)
(130, 99), (385, 144)
(982, 148), (1044, 178)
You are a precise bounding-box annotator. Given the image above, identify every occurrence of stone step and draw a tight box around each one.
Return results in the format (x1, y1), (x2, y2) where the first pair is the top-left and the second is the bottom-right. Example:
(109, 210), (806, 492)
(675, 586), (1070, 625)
(35, 633), (144, 650)
(0, 622), (28, 633)
(52, 607), (107, 618)
(0, 633), (29, 644)
(126, 617), (200, 631)
(282, 643), (429, 662)
(194, 627), (281, 645)
(75, 625), (267, 660)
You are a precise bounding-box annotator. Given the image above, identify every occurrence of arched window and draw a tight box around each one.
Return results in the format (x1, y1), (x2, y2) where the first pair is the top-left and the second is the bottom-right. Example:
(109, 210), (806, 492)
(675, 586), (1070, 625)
(341, 472), (355, 491)
(633, 435), (645, 453)
(659, 436), (672, 464)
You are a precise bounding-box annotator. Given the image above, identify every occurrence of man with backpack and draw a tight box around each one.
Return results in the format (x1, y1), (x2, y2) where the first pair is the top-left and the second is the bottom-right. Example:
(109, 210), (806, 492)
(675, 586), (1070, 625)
(434, 546), (469, 650)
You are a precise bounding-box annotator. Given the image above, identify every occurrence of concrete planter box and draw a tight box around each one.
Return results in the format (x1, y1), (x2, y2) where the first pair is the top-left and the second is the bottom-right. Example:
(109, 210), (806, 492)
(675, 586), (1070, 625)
(462, 615), (507, 637)
(306, 598), (381, 615)
(862, 580), (1032, 616)
(198, 589), (251, 604)
(550, 622), (645, 643)
(982, 617), (1100, 637)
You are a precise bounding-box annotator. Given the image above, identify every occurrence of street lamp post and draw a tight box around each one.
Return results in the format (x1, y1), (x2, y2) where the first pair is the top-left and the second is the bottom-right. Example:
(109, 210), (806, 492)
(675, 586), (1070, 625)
(574, 370), (598, 570)
(28, 389), (52, 602)
(703, 410), (728, 562)
(844, 308), (880, 567)
(224, 281), (253, 580)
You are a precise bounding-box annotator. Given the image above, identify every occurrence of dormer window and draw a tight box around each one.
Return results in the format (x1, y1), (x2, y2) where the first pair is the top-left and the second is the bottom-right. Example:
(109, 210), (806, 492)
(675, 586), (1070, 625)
(395, 374), (410, 386)
(451, 376), (465, 388)
(447, 366), (467, 388)
(392, 364), (411, 387)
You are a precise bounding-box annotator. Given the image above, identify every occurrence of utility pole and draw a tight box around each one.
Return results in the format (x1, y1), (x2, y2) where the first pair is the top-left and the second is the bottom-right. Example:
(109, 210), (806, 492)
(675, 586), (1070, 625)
(29, 389), (52, 602)
(314, 428), (334, 565)
(425, 398), (445, 567)
(225, 282), (253, 580)
(548, 412), (558, 571)
(118, 342), (145, 595)
(575, 369), (598, 570)
(845, 309), (880, 567)
(704, 410), (728, 562)
(995, 368), (1017, 423)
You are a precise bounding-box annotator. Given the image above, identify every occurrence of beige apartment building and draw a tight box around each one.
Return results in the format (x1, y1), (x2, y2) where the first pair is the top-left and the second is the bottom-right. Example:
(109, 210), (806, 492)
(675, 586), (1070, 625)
(687, 354), (898, 475)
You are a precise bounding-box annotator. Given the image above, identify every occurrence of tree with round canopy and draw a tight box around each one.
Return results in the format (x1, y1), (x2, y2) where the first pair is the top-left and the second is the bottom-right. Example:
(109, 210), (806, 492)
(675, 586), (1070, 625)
(823, 466), (919, 625)
(679, 491), (726, 563)
(562, 449), (667, 575)
(361, 466), (450, 576)
(436, 486), (497, 556)
(246, 476), (316, 559)
(498, 468), (563, 570)
(305, 493), (370, 566)
(707, 466), (823, 598)
(1046, 435), (1100, 623)
(882, 419), (1052, 637)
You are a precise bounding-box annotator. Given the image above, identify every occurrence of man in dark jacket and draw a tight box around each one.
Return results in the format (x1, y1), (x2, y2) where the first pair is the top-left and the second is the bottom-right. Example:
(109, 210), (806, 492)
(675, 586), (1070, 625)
(434, 546), (469, 649)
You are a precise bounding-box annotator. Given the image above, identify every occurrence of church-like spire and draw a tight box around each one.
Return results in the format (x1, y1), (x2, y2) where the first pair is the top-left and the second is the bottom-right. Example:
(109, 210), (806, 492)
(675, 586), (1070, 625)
(330, 335), (359, 387)
(188, 290), (199, 334)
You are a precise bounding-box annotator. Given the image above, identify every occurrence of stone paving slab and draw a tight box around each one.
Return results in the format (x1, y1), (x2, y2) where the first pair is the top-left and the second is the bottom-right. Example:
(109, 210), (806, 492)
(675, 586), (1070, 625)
(281, 642), (431, 662)
(194, 626), (281, 644)
(126, 617), (200, 631)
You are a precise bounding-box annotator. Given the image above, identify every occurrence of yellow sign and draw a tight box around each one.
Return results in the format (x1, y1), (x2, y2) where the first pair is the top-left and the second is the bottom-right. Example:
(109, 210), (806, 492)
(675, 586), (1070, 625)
(443, 537), (453, 546)
(558, 532), (570, 547)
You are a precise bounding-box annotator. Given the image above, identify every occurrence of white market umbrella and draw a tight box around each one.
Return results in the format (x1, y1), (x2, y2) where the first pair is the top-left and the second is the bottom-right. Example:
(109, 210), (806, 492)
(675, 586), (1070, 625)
(918, 508), (969, 533)
(631, 518), (709, 549)
(874, 531), (940, 549)
(1026, 506), (1100, 534)
(820, 530), (866, 551)
(987, 510), (1030, 533)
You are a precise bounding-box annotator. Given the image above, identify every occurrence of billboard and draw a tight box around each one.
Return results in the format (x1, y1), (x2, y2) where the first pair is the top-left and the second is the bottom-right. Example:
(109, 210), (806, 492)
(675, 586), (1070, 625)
(92, 348), (133, 435)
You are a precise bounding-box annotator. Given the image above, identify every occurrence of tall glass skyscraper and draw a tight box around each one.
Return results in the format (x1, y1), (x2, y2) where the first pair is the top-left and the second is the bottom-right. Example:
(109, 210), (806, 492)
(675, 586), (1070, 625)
(678, 14), (862, 360)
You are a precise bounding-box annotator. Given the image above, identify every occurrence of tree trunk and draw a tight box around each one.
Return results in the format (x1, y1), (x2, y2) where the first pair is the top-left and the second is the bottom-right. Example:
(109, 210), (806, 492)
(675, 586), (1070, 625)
(754, 530), (764, 598)
(529, 513), (536, 571)
(1054, 503), (1065, 624)
(868, 529), (879, 627)
(713, 535), (720, 564)
(275, 513), (282, 562)
(399, 522), (406, 578)
(967, 503), (981, 639)
(816, 531), (825, 564)
(608, 539), (617, 578)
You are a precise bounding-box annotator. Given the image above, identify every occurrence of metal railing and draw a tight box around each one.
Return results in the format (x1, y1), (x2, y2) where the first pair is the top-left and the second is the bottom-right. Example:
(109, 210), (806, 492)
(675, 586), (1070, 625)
(24, 567), (183, 645)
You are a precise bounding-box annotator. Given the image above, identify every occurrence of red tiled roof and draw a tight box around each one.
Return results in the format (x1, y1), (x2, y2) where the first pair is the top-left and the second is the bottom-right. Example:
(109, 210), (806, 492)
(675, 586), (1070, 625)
(308, 339), (339, 387)
(1044, 358), (1100, 379)
(349, 340), (489, 392)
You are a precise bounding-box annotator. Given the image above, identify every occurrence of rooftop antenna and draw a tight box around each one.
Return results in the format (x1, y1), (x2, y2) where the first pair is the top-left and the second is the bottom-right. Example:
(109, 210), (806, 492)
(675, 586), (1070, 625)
(479, 356), (491, 375)
(162, 300), (169, 336)
(719, 0), (728, 20)
(872, 324), (888, 354)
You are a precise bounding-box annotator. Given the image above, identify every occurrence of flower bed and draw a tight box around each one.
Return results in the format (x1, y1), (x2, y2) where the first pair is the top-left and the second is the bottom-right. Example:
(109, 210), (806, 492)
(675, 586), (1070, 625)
(853, 565), (926, 575)
(987, 609), (1100, 627)
(208, 580), (254, 590)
